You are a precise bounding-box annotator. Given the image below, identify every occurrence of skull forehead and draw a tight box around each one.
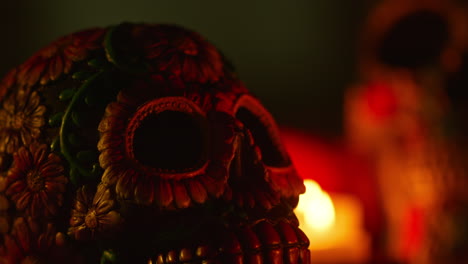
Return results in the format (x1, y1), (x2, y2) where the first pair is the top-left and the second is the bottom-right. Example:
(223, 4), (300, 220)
(0, 23), (307, 263)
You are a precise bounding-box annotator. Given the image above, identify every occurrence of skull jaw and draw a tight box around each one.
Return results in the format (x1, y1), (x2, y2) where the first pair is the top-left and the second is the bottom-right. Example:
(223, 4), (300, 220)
(145, 216), (310, 264)
(100, 197), (308, 264)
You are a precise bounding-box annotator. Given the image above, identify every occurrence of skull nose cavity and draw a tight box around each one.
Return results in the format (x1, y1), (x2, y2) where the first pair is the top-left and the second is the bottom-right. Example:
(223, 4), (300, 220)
(234, 96), (289, 168)
(127, 97), (209, 172)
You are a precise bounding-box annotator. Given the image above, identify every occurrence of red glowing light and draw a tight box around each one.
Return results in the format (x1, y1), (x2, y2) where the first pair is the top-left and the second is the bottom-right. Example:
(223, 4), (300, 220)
(281, 128), (343, 191)
(364, 82), (398, 121)
(401, 206), (425, 261)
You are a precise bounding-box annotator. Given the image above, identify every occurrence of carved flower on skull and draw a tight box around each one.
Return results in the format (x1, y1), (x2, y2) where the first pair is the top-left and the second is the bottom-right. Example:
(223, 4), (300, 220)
(0, 23), (309, 263)
(6, 143), (68, 219)
(0, 89), (46, 154)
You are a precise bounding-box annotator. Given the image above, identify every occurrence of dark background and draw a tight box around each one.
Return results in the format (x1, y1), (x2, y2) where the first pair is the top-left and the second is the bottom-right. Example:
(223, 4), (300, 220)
(0, 1), (371, 137)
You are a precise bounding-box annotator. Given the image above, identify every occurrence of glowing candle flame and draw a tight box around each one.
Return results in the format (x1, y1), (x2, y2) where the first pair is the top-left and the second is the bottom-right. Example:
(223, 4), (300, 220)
(296, 180), (336, 232)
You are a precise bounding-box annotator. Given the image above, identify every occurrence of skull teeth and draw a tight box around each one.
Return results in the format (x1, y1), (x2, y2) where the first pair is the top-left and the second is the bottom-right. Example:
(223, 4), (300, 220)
(149, 245), (215, 264)
(148, 220), (310, 264)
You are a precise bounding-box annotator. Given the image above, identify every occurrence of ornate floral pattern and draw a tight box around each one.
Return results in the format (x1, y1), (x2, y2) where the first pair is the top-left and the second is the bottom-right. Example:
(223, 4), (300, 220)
(97, 78), (236, 208)
(17, 28), (105, 88)
(0, 88), (46, 154)
(68, 184), (121, 241)
(5, 144), (67, 218)
(0, 217), (56, 264)
(144, 25), (224, 84)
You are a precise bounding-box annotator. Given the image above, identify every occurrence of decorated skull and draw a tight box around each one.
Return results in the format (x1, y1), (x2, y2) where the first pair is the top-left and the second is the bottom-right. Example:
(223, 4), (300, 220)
(0, 23), (309, 264)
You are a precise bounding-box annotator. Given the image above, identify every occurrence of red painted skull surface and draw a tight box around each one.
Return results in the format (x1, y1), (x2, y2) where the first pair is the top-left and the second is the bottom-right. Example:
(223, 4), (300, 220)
(0, 23), (309, 264)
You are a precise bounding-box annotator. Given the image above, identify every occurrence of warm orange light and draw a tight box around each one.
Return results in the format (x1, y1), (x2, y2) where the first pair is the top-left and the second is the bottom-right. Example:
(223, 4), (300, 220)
(295, 179), (370, 262)
(283, 129), (371, 262)
(296, 180), (336, 233)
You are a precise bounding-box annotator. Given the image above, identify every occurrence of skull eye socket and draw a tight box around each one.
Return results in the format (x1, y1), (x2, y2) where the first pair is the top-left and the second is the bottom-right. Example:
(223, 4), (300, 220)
(127, 98), (208, 172)
(234, 95), (289, 167)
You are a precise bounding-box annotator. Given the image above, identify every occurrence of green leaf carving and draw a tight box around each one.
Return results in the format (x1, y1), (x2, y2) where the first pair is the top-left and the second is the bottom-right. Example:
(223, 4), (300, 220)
(59, 89), (75, 101)
(48, 112), (64, 127)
